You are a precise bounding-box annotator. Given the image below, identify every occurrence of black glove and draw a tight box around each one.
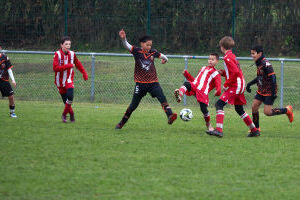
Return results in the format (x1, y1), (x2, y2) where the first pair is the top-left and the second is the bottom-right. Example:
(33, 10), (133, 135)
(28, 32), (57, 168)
(246, 84), (251, 93)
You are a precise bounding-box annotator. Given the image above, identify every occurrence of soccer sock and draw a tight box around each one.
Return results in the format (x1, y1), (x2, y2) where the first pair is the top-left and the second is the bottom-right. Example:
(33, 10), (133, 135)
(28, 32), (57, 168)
(271, 108), (287, 115)
(241, 112), (257, 132)
(66, 100), (74, 115)
(179, 86), (186, 96)
(203, 113), (211, 128)
(63, 100), (72, 116)
(9, 105), (15, 114)
(216, 110), (224, 132)
(120, 107), (132, 125)
(252, 112), (259, 129)
(161, 102), (173, 117)
(69, 106), (74, 115)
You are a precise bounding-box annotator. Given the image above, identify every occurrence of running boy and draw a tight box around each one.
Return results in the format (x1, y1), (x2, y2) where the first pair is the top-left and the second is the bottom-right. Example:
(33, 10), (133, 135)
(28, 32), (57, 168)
(115, 29), (177, 129)
(246, 45), (293, 130)
(209, 36), (260, 137)
(53, 36), (88, 123)
(174, 53), (221, 131)
(0, 46), (17, 118)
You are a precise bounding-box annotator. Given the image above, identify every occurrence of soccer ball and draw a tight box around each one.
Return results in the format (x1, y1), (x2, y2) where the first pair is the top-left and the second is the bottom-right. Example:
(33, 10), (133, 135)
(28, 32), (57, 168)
(180, 108), (193, 121)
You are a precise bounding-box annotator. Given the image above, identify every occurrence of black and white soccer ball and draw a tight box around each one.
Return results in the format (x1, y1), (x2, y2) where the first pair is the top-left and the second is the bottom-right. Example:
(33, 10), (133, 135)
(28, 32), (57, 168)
(180, 108), (193, 121)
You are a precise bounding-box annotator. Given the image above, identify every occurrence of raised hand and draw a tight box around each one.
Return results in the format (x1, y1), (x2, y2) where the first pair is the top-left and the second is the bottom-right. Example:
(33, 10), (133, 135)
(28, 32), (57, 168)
(119, 29), (126, 39)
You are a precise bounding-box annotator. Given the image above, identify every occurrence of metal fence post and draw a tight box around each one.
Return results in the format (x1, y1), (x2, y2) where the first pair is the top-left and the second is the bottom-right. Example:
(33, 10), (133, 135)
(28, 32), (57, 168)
(280, 59), (284, 108)
(90, 54), (95, 102)
(183, 56), (188, 106)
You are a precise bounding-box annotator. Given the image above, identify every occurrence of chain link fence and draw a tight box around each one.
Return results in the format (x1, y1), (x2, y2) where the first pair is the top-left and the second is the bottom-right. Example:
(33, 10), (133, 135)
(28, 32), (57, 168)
(2, 50), (300, 110)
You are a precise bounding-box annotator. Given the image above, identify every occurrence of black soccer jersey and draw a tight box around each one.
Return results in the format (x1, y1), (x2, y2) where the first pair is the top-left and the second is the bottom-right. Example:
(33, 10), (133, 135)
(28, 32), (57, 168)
(130, 46), (161, 83)
(256, 57), (277, 96)
(0, 54), (13, 81)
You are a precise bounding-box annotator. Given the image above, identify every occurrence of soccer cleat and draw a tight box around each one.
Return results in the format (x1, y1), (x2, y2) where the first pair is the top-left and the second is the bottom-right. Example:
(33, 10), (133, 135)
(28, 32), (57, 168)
(62, 114), (67, 123)
(248, 127), (261, 133)
(206, 130), (214, 136)
(168, 113), (177, 124)
(286, 105), (294, 123)
(70, 114), (75, 122)
(115, 122), (124, 129)
(174, 89), (182, 103)
(247, 129), (261, 137)
(211, 130), (223, 138)
(10, 113), (17, 118)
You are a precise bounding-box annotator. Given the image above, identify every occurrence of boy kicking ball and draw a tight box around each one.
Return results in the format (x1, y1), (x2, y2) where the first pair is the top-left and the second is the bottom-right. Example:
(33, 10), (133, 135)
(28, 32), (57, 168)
(174, 53), (221, 132)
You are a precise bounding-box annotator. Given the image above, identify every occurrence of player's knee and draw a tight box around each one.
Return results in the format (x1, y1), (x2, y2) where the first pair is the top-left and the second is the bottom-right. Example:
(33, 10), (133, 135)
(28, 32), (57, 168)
(215, 100), (225, 111)
(264, 110), (272, 116)
(235, 105), (245, 116)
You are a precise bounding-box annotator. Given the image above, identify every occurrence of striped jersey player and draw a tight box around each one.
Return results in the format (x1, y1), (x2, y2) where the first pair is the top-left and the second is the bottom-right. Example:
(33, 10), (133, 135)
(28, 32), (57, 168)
(174, 53), (221, 132)
(53, 36), (88, 123)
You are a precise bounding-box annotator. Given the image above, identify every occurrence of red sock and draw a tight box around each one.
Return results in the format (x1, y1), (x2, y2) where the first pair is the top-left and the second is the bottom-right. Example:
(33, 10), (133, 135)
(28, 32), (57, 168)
(216, 110), (224, 132)
(63, 103), (71, 115)
(241, 113), (257, 132)
(69, 106), (74, 115)
(203, 113), (210, 128)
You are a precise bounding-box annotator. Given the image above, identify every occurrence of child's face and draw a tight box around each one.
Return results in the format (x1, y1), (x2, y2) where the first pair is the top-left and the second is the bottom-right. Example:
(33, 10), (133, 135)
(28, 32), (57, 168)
(61, 40), (71, 52)
(251, 50), (262, 61)
(140, 40), (152, 51)
(208, 55), (218, 66)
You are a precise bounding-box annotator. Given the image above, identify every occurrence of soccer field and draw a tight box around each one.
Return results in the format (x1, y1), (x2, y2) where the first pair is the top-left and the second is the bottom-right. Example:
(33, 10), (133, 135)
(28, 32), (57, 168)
(1, 100), (299, 199)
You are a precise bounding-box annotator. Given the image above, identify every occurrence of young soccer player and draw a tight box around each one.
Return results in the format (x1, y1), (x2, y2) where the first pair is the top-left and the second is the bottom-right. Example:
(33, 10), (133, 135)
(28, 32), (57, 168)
(53, 36), (88, 123)
(0, 46), (17, 118)
(174, 53), (222, 131)
(115, 29), (177, 129)
(208, 36), (260, 137)
(246, 45), (293, 131)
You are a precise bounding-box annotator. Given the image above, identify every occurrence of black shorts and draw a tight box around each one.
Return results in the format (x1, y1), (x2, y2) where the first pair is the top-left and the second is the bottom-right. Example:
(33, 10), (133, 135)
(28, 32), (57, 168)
(134, 82), (165, 98)
(255, 92), (276, 105)
(0, 80), (14, 97)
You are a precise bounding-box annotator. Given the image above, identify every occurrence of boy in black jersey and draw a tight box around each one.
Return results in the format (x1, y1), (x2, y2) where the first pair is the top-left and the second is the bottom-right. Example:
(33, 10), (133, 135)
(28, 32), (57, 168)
(115, 29), (177, 129)
(246, 45), (293, 132)
(0, 47), (17, 118)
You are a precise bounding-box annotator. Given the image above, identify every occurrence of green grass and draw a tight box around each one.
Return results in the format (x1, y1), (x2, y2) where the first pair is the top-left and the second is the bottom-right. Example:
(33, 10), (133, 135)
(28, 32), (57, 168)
(0, 100), (299, 200)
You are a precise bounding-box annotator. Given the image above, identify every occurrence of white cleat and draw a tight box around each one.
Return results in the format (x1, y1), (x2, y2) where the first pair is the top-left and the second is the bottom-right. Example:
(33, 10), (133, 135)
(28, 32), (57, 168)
(10, 113), (17, 118)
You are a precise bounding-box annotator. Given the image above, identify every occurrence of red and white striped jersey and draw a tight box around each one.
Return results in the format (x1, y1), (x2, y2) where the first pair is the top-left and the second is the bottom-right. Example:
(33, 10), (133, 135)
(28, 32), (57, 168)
(184, 65), (221, 96)
(223, 50), (246, 94)
(53, 49), (88, 88)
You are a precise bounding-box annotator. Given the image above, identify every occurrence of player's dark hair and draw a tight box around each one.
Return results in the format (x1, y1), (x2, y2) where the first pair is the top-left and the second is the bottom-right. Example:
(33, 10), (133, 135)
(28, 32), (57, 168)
(251, 45), (264, 54)
(210, 53), (219, 60)
(219, 36), (235, 50)
(60, 36), (71, 44)
(139, 35), (152, 43)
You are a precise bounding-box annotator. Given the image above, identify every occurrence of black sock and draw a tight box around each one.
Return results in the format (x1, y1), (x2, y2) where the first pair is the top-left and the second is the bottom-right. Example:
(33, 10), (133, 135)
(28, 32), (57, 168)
(120, 107), (132, 125)
(9, 105), (15, 113)
(271, 108), (287, 116)
(161, 103), (172, 117)
(252, 112), (259, 129)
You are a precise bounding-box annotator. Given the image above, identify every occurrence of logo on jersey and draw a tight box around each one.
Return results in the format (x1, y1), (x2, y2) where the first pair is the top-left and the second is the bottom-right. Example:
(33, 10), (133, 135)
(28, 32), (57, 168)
(139, 59), (151, 71)
(135, 85), (139, 94)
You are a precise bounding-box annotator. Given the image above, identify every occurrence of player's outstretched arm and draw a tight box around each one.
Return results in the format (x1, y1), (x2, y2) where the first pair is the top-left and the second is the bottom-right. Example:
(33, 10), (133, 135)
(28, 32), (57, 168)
(246, 77), (258, 93)
(183, 69), (195, 82)
(74, 55), (88, 81)
(8, 68), (16, 87)
(214, 74), (222, 96)
(119, 29), (132, 51)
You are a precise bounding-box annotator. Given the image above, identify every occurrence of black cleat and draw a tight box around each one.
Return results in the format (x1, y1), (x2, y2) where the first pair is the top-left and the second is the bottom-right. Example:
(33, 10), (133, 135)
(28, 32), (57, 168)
(206, 130), (214, 136)
(247, 129), (261, 137)
(212, 130), (223, 138)
(115, 122), (124, 129)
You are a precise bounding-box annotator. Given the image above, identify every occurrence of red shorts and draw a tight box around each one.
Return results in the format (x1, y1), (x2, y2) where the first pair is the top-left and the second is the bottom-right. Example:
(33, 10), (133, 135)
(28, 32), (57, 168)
(219, 88), (247, 105)
(57, 84), (74, 94)
(185, 85), (209, 105)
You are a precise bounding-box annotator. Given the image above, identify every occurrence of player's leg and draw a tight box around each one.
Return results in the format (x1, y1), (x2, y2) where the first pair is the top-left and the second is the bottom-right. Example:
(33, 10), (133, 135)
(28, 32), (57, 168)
(116, 84), (145, 129)
(65, 88), (75, 122)
(263, 96), (293, 123)
(8, 94), (17, 118)
(59, 87), (68, 122)
(152, 83), (177, 124)
(252, 96), (263, 130)
(235, 105), (260, 137)
(174, 82), (192, 103)
(199, 102), (213, 131)
(210, 99), (227, 137)
(0, 80), (16, 118)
